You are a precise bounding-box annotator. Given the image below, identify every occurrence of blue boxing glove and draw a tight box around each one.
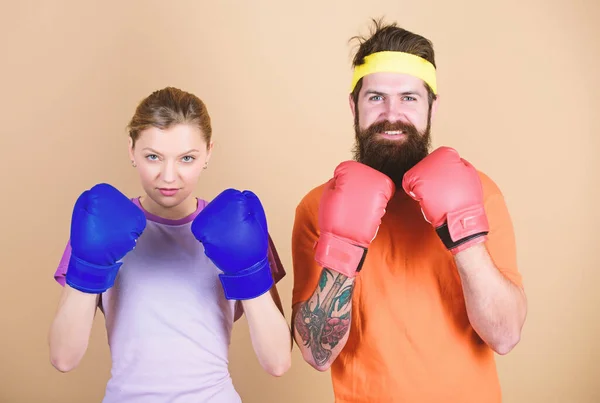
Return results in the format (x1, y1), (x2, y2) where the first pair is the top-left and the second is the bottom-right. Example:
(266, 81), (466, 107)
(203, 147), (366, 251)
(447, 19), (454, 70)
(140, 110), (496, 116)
(191, 188), (274, 300)
(66, 183), (147, 294)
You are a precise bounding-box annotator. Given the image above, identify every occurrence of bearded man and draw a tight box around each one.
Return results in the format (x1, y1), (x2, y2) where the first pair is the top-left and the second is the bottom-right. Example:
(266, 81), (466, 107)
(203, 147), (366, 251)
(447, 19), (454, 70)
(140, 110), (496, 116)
(290, 18), (528, 403)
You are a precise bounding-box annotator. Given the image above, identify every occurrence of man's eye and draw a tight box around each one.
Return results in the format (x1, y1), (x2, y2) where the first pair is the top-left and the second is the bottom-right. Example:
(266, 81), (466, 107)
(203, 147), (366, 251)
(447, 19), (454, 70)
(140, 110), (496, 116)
(403, 96), (416, 101)
(370, 95), (383, 101)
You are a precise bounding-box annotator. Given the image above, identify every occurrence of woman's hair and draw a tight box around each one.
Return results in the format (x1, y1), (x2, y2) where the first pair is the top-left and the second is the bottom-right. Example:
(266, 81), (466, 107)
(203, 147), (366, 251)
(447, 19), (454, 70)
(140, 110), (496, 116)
(127, 87), (212, 148)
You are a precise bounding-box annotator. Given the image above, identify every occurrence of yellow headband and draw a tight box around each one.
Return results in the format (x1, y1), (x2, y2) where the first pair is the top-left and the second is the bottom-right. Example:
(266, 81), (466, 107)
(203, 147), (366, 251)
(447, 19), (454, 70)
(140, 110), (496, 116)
(349, 51), (437, 94)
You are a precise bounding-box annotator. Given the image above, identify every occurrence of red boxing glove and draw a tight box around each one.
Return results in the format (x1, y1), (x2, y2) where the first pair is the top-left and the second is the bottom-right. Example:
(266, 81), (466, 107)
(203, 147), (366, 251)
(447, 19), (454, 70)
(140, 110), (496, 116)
(402, 146), (489, 254)
(314, 161), (395, 277)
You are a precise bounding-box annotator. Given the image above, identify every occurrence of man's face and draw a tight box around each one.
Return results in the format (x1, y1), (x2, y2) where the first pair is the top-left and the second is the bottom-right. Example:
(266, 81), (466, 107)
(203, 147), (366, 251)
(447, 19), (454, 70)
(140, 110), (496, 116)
(350, 72), (438, 187)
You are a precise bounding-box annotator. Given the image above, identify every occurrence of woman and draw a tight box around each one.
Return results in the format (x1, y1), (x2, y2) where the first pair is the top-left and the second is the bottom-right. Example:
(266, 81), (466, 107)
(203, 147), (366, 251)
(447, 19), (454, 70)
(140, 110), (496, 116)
(48, 87), (292, 402)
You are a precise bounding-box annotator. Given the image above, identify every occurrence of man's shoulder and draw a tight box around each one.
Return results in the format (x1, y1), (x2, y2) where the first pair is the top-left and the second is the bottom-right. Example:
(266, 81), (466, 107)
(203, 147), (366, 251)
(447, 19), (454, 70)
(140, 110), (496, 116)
(296, 182), (327, 212)
(476, 169), (505, 200)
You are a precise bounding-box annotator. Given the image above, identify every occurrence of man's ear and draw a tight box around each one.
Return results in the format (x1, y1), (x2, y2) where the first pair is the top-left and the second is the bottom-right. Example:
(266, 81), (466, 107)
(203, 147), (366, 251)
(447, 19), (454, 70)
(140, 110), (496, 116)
(430, 94), (441, 121)
(349, 93), (357, 120)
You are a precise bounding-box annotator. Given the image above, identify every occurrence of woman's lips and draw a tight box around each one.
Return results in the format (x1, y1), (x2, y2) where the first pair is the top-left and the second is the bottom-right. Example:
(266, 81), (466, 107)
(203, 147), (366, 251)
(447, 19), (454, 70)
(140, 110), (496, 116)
(159, 188), (179, 196)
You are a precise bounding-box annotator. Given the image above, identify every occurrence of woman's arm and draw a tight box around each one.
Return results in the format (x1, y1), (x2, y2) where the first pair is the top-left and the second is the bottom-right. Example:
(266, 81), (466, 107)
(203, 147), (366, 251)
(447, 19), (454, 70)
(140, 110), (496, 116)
(242, 284), (292, 377)
(48, 285), (99, 372)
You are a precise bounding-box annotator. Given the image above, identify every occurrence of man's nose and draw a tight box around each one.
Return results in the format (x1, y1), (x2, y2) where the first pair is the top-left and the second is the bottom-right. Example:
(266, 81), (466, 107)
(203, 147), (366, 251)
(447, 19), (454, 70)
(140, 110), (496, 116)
(382, 98), (403, 122)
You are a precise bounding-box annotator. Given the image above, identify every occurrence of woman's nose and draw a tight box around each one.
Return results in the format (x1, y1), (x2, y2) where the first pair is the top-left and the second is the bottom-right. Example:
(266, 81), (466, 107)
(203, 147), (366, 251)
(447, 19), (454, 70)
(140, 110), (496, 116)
(161, 161), (177, 183)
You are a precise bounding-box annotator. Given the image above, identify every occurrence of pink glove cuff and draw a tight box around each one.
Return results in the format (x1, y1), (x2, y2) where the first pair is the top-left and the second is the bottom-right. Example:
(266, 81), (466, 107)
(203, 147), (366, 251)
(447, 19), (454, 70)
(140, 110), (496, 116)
(447, 205), (489, 241)
(314, 232), (367, 278)
(436, 204), (489, 254)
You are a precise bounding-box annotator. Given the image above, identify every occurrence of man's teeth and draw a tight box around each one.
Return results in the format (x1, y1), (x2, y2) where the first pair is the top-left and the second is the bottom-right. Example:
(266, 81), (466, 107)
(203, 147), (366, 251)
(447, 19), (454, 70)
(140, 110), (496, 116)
(384, 130), (403, 135)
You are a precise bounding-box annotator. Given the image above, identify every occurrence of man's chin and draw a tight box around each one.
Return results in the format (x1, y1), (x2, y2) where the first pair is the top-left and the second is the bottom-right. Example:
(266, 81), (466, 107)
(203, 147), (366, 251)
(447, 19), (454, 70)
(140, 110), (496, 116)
(358, 152), (428, 187)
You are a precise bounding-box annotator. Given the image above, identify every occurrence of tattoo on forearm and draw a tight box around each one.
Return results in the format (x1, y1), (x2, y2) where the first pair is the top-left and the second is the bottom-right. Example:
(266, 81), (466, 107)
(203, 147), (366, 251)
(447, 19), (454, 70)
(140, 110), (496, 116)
(294, 269), (353, 366)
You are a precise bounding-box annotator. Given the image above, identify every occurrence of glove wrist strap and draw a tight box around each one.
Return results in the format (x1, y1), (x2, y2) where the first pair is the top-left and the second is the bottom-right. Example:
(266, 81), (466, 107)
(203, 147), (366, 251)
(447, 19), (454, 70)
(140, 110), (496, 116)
(219, 257), (274, 300)
(314, 232), (368, 278)
(65, 254), (121, 294)
(436, 205), (489, 254)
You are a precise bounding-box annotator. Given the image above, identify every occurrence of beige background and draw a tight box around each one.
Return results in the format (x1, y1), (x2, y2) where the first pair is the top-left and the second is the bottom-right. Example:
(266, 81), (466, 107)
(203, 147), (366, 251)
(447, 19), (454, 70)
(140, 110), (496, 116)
(0, 1), (598, 402)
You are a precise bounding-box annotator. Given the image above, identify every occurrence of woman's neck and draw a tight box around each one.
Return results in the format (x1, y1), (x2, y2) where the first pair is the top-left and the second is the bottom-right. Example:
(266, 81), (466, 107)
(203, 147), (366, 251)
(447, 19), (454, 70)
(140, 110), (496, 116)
(139, 195), (198, 220)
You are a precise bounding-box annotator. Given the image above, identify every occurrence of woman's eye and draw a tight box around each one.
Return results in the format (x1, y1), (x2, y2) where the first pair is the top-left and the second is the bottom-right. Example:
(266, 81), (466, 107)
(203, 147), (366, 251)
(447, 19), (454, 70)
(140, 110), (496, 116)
(146, 154), (158, 161)
(182, 156), (195, 163)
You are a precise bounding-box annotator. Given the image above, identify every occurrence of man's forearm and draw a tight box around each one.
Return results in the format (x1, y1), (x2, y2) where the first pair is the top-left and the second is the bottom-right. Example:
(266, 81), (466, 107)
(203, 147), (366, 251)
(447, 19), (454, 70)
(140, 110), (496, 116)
(454, 243), (527, 355)
(292, 268), (355, 371)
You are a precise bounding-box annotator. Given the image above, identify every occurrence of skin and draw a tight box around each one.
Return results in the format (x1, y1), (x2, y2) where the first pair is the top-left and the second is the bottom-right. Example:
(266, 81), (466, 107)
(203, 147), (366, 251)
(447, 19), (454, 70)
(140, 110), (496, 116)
(49, 123), (292, 377)
(128, 124), (212, 220)
(351, 72), (439, 139)
(292, 72), (526, 371)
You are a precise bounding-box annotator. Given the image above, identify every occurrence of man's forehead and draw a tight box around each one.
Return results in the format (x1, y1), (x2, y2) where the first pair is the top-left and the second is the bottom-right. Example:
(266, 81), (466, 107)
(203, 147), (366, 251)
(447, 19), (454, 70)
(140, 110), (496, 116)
(361, 72), (427, 94)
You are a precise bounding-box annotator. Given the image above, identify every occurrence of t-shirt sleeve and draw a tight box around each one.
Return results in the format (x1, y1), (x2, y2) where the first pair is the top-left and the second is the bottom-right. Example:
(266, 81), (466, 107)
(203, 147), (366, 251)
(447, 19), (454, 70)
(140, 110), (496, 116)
(233, 232), (287, 321)
(291, 190), (323, 308)
(481, 174), (524, 288)
(267, 233), (286, 284)
(54, 240), (72, 287)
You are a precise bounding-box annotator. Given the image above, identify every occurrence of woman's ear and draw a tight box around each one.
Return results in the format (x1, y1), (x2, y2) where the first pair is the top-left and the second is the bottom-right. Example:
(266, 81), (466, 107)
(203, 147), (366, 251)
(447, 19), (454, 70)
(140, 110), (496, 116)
(205, 141), (214, 164)
(128, 137), (135, 164)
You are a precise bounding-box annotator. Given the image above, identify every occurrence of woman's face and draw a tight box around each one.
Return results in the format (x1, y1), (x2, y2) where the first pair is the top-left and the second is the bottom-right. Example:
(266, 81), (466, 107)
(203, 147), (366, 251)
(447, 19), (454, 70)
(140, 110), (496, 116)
(129, 123), (213, 215)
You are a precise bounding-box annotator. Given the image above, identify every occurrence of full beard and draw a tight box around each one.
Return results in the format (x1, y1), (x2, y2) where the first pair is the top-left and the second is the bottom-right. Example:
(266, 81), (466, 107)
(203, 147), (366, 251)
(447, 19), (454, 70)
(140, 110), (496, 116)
(352, 118), (431, 188)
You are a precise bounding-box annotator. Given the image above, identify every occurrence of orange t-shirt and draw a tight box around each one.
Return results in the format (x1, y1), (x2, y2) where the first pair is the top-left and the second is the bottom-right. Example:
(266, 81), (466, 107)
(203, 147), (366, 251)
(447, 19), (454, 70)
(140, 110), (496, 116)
(291, 170), (523, 403)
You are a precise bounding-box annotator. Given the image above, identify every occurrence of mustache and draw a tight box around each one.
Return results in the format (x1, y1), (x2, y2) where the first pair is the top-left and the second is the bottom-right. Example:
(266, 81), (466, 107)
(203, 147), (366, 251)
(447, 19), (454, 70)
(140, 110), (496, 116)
(360, 120), (420, 138)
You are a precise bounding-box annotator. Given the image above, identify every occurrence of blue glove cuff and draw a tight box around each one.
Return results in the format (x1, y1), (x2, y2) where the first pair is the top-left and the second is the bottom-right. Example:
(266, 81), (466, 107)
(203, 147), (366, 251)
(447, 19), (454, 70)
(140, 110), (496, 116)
(218, 257), (274, 300)
(65, 254), (122, 294)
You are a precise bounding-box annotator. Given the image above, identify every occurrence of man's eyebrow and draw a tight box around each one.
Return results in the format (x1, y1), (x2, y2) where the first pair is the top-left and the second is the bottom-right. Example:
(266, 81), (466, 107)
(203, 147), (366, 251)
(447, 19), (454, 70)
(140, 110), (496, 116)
(364, 90), (387, 97)
(363, 90), (423, 97)
(399, 91), (421, 96)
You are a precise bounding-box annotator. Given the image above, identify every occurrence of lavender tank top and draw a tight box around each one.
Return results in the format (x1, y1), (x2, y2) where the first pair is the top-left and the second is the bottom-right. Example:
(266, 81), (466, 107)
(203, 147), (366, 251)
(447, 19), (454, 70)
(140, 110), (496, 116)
(53, 197), (286, 402)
